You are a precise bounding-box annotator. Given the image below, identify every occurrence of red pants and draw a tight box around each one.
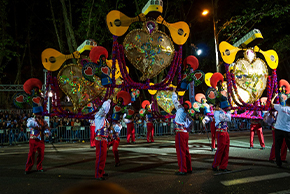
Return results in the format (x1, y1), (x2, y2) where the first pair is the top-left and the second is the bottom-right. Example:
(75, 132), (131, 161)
(210, 121), (216, 149)
(147, 122), (154, 142)
(25, 139), (45, 172)
(90, 126), (95, 147)
(175, 132), (192, 173)
(126, 123), (135, 143)
(269, 130), (287, 161)
(108, 138), (120, 164)
(250, 123), (265, 148)
(212, 131), (230, 169)
(95, 140), (107, 178)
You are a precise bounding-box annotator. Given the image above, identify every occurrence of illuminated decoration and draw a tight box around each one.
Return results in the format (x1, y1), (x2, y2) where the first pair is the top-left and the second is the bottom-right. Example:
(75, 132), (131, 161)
(232, 49), (268, 103)
(214, 35), (280, 119)
(156, 90), (175, 114)
(38, 1), (195, 120)
(58, 64), (105, 112)
(123, 20), (175, 81)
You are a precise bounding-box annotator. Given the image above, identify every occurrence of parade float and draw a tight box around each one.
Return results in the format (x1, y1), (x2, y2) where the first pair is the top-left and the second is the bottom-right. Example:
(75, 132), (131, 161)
(12, 1), (283, 121)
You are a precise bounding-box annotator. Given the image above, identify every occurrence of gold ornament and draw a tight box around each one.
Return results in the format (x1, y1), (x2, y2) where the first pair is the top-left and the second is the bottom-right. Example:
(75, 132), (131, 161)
(156, 90), (175, 114)
(58, 64), (105, 112)
(123, 20), (175, 81)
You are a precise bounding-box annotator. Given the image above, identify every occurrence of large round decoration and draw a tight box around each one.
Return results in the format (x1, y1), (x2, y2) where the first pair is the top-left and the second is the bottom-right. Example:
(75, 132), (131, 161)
(206, 88), (217, 105)
(195, 93), (206, 103)
(123, 20), (175, 81)
(13, 92), (29, 109)
(210, 72), (223, 89)
(183, 55), (199, 71)
(82, 62), (98, 82)
(58, 64), (105, 112)
(117, 91), (131, 106)
(260, 97), (267, 105)
(205, 72), (213, 87)
(148, 83), (157, 95)
(23, 78), (43, 95)
(233, 49), (268, 103)
(156, 90), (174, 114)
(192, 70), (205, 87)
(279, 79), (290, 94)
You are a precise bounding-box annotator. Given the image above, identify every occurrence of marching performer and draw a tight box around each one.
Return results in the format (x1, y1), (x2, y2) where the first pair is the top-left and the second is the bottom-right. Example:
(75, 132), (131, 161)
(212, 100), (231, 172)
(108, 120), (122, 167)
(249, 110), (265, 150)
(94, 99), (111, 180)
(25, 110), (50, 174)
(142, 100), (155, 143)
(172, 88), (192, 175)
(23, 78), (50, 175)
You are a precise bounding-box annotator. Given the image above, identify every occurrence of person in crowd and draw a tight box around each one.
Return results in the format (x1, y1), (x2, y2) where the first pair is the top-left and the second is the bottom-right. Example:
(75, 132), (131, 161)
(172, 87), (192, 175)
(94, 99), (111, 180)
(74, 119), (81, 140)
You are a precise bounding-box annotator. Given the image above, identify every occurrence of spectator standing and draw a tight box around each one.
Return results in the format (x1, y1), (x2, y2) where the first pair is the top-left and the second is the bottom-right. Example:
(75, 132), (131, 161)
(271, 93), (290, 167)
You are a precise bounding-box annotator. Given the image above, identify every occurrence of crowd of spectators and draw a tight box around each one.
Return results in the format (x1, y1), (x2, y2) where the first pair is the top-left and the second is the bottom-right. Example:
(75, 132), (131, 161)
(0, 110), (92, 146)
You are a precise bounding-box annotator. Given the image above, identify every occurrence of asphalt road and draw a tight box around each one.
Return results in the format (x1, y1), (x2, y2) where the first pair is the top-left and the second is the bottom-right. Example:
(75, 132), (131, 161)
(1, 129), (290, 194)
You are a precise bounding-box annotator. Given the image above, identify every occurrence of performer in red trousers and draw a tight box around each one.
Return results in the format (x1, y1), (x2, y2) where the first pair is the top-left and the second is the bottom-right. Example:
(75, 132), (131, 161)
(94, 99), (111, 180)
(90, 121), (95, 148)
(124, 114), (135, 144)
(25, 112), (50, 174)
(264, 110), (288, 162)
(23, 78), (50, 175)
(146, 104), (154, 143)
(249, 111), (265, 149)
(210, 119), (216, 151)
(108, 121), (122, 167)
(212, 101), (231, 172)
(172, 88), (192, 175)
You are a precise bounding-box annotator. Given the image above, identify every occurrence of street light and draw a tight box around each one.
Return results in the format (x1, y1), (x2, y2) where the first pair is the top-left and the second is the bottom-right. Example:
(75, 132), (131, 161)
(202, 8), (219, 72)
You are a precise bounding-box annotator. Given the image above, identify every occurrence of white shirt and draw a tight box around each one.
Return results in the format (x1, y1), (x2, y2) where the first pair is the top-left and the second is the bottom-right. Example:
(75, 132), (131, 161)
(94, 99), (111, 130)
(214, 110), (231, 127)
(274, 104), (290, 132)
(172, 92), (190, 126)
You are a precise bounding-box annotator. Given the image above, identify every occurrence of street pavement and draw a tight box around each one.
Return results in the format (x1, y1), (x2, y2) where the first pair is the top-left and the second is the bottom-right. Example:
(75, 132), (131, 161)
(1, 129), (290, 194)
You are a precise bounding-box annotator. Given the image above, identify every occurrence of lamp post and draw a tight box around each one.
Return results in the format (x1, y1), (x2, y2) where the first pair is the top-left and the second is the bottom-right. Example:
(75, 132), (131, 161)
(202, 6), (219, 72)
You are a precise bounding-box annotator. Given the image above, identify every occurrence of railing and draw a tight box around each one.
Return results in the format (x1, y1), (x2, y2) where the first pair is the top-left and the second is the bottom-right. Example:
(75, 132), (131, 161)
(0, 119), (271, 145)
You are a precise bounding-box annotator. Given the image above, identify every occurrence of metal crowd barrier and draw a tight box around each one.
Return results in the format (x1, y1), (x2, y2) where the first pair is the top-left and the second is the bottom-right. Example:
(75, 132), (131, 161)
(2, 119), (271, 146)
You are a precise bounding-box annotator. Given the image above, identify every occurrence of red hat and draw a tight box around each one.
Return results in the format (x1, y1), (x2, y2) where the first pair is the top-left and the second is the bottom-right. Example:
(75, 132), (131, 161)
(279, 79), (290, 94)
(183, 55), (199, 71)
(210, 72), (224, 89)
(116, 91), (131, 106)
(23, 78), (42, 95)
(184, 100), (192, 109)
(89, 46), (108, 63)
(141, 100), (150, 109)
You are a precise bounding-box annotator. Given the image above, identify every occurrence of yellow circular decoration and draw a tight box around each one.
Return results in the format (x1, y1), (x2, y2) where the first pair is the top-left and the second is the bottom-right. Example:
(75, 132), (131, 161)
(205, 72), (213, 87)
(148, 83), (157, 95)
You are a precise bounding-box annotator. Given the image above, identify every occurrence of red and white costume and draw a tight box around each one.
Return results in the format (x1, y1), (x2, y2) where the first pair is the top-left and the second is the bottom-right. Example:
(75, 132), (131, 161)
(212, 110), (231, 170)
(172, 92), (192, 173)
(124, 115), (135, 143)
(250, 118), (265, 148)
(25, 117), (50, 172)
(108, 123), (122, 165)
(146, 112), (154, 143)
(94, 99), (111, 179)
(90, 121), (95, 147)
